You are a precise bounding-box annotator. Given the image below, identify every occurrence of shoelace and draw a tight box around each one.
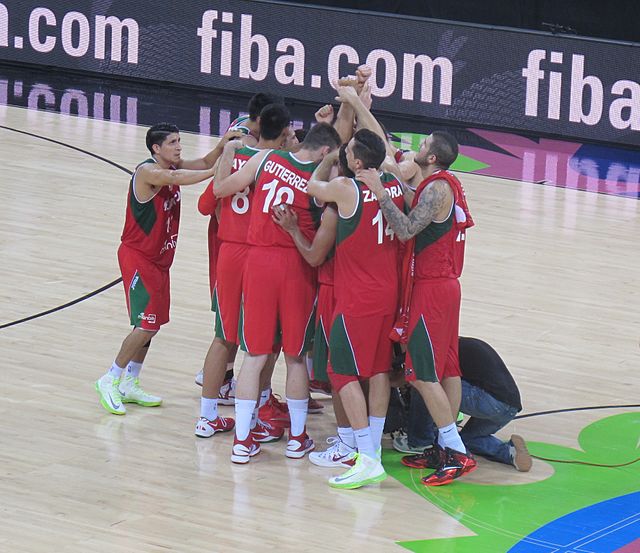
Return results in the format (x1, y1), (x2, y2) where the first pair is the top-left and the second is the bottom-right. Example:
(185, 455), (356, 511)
(320, 436), (342, 456)
(111, 380), (124, 402)
(127, 380), (154, 399)
(257, 419), (274, 431)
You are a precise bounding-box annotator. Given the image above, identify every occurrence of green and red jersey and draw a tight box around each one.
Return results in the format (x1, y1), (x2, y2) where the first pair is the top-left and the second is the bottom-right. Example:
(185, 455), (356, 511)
(120, 158), (181, 270)
(414, 170), (474, 280)
(247, 150), (321, 248)
(333, 173), (405, 317)
(217, 146), (261, 244)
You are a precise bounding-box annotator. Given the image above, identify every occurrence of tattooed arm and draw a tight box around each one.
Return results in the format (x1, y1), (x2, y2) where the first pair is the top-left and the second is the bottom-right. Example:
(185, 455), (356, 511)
(356, 168), (453, 242)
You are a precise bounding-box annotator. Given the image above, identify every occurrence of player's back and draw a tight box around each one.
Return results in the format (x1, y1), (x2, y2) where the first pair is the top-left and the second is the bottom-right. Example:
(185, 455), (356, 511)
(334, 173), (404, 316)
(247, 150), (321, 248)
(218, 146), (261, 243)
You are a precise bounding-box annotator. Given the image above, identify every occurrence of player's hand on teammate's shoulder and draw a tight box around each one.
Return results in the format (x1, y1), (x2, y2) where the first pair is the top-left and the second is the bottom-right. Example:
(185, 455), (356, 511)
(356, 168), (385, 196)
(220, 129), (244, 144)
(223, 138), (245, 154)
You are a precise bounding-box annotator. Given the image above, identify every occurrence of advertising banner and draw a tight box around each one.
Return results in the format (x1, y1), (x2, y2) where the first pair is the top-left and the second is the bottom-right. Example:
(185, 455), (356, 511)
(0, 0), (638, 145)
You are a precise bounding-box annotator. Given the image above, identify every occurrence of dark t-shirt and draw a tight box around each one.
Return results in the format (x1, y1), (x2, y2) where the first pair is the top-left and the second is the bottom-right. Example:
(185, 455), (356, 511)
(459, 337), (523, 411)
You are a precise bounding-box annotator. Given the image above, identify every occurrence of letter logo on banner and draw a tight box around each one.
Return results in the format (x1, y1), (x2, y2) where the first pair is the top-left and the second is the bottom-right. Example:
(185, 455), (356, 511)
(239, 14), (269, 81)
(29, 7), (56, 53)
(522, 49), (546, 117)
(0, 3), (8, 48)
(402, 53), (453, 105)
(275, 37), (305, 86)
(609, 80), (640, 130)
(94, 15), (139, 63)
(569, 54), (603, 126)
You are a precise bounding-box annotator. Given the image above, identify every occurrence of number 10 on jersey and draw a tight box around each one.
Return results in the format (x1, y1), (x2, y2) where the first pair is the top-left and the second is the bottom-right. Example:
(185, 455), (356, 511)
(262, 179), (294, 213)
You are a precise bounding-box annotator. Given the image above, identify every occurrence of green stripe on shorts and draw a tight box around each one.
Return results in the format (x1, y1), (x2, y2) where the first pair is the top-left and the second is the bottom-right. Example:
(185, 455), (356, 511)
(213, 288), (227, 341)
(300, 301), (317, 356)
(312, 318), (330, 382)
(328, 314), (359, 376)
(238, 298), (248, 352)
(129, 271), (150, 327)
(408, 316), (438, 382)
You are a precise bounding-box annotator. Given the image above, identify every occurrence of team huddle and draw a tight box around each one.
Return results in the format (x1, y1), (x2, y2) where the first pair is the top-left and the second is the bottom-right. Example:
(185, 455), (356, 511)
(95, 66), (478, 489)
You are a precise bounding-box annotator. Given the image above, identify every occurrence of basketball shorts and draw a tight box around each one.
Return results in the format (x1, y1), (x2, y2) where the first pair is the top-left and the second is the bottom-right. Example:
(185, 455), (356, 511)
(118, 244), (170, 332)
(312, 283), (335, 383)
(405, 278), (461, 383)
(240, 246), (317, 356)
(207, 217), (219, 300)
(328, 312), (394, 391)
(213, 241), (249, 345)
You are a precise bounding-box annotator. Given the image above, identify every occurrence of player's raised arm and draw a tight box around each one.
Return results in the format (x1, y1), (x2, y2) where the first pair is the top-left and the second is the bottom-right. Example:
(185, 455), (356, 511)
(307, 149), (341, 203)
(214, 146), (269, 199)
(178, 129), (244, 170)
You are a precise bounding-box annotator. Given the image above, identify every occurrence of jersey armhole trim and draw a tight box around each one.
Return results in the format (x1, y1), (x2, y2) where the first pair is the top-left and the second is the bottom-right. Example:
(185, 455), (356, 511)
(254, 150), (273, 183)
(432, 193), (454, 224)
(338, 179), (360, 219)
(132, 165), (159, 205)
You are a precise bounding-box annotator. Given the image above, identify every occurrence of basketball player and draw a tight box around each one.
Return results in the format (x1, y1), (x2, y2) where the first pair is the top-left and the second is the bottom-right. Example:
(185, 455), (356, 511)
(272, 144), (359, 468)
(214, 122), (342, 464)
(227, 92), (285, 146)
(195, 103), (293, 439)
(307, 128), (405, 489)
(195, 91), (284, 394)
(357, 130), (477, 486)
(94, 123), (240, 415)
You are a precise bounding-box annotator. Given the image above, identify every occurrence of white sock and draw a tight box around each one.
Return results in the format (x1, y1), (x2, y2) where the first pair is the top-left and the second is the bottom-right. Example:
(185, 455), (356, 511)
(250, 406), (259, 429)
(200, 397), (218, 421)
(126, 361), (143, 379)
(286, 397), (309, 436)
(354, 426), (376, 458)
(438, 422), (466, 453)
(259, 388), (270, 408)
(337, 426), (355, 449)
(305, 355), (313, 378)
(369, 416), (386, 451)
(235, 399), (256, 441)
(108, 362), (125, 379)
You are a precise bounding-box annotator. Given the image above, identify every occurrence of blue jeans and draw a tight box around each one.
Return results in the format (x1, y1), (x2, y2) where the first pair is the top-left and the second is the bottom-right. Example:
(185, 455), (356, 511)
(407, 380), (518, 465)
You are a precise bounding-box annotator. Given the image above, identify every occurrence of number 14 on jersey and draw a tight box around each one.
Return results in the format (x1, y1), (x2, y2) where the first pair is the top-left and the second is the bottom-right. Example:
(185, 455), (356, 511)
(372, 209), (395, 244)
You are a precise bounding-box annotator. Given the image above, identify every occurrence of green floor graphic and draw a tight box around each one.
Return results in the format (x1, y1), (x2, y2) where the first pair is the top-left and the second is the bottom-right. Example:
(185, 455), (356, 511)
(380, 412), (640, 552)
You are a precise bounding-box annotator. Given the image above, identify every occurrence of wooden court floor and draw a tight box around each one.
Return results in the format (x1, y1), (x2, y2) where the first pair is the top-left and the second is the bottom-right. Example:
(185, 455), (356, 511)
(1, 105), (639, 552)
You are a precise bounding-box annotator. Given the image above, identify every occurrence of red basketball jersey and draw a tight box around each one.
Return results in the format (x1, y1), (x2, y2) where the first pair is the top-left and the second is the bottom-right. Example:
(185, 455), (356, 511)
(217, 146), (261, 243)
(247, 150), (321, 248)
(121, 158), (181, 270)
(333, 173), (405, 316)
(318, 255), (334, 286)
(414, 170), (474, 280)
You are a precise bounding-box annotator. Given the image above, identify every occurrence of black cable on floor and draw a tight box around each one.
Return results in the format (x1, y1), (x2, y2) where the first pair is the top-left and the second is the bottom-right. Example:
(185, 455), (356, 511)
(0, 277), (123, 329)
(515, 404), (640, 419)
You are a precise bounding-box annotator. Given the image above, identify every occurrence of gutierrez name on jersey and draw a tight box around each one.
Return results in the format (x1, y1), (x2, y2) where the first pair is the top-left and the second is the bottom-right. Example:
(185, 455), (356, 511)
(263, 160), (308, 192)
